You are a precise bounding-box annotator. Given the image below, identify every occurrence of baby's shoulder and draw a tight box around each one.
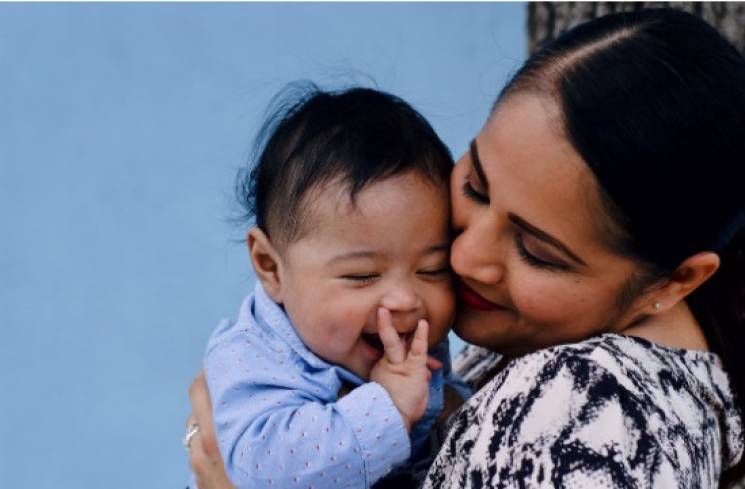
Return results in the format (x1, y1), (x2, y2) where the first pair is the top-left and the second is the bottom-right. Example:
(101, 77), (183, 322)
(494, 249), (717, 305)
(204, 315), (292, 366)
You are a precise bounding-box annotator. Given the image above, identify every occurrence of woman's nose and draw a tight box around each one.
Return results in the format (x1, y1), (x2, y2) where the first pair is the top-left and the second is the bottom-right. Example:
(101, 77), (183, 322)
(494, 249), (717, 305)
(450, 216), (505, 285)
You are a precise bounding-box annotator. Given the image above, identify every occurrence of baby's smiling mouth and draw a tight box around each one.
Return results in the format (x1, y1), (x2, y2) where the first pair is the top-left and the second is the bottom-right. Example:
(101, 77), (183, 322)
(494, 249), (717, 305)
(361, 333), (384, 352)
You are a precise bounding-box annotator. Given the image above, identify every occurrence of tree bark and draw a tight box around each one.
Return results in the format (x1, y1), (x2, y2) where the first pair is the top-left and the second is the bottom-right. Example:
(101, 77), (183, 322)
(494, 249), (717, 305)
(527, 3), (745, 488)
(528, 2), (745, 54)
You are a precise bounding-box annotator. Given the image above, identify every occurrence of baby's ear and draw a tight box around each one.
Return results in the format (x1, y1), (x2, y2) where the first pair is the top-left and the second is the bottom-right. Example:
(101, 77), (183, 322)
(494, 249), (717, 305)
(247, 228), (284, 303)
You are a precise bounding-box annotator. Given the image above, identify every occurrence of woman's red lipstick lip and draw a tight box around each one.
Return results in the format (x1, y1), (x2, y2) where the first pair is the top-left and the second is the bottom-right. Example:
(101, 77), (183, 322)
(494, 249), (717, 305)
(457, 280), (506, 311)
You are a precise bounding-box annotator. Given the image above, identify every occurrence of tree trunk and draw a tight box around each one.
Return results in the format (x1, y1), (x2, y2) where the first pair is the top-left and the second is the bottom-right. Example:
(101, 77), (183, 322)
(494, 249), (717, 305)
(527, 3), (745, 488)
(528, 2), (745, 54)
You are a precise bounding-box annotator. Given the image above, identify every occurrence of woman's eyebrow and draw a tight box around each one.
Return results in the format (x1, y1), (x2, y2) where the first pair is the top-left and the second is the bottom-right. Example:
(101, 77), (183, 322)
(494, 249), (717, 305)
(469, 140), (489, 187)
(508, 213), (588, 267)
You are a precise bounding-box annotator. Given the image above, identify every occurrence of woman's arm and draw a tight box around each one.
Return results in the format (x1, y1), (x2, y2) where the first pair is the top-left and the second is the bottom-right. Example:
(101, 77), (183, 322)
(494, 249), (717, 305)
(187, 371), (236, 489)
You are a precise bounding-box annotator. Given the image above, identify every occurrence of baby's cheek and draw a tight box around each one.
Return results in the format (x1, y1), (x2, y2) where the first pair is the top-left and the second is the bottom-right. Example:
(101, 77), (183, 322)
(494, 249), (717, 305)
(428, 288), (456, 345)
(336, 307), (362, 327)
(323, 310), (367, 344)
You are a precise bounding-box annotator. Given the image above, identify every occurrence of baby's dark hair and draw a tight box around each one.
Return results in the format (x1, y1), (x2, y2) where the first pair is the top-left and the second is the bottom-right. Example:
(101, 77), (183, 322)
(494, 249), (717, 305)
(237, 83), (453, 246)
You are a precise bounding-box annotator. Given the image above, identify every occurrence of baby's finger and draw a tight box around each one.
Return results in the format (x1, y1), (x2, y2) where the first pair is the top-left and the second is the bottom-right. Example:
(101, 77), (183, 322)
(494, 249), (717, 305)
(407, 319), (429, 363)
(426, 356), (443, 371)
(377, 307), (406, 364)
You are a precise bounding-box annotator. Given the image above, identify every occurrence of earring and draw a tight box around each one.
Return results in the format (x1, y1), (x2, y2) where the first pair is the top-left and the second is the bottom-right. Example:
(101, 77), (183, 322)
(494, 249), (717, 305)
(653, 302), (662, 311)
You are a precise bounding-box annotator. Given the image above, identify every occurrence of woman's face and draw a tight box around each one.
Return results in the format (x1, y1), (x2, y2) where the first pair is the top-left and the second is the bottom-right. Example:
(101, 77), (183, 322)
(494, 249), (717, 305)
(450, 94), (643, 355)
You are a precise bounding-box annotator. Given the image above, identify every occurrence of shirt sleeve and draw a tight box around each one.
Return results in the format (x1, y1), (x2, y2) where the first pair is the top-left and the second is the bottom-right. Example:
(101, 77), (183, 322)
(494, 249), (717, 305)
(424, 350), (670, 489)
(440, 340), (473, 403)
(204, 325), (410, 489)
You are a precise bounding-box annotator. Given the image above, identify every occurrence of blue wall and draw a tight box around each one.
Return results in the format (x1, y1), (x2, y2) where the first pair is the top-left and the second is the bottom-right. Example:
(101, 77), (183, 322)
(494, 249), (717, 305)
(0, 4), (525, 488)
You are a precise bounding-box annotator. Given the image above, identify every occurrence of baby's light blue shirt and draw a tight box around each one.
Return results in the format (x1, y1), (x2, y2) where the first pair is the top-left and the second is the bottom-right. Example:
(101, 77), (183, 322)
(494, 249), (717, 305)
(195, 282), (467, 489)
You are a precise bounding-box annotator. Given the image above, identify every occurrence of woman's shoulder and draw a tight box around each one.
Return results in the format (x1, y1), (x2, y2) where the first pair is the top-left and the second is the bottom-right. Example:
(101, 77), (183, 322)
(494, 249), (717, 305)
(456, 333), (731, 403)
(464, 333), (741, 437)
(428, 334), (743, 488)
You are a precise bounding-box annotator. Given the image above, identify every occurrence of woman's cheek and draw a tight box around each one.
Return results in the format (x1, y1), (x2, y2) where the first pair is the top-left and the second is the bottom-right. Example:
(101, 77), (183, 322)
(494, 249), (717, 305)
(510, 275), (585, 327)
(429, 287), (456, 346)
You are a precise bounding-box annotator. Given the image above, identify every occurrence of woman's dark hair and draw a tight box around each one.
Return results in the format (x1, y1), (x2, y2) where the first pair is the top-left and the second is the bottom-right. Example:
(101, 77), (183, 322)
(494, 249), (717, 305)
(237, 83), (453, 246)
(498, 8), (745, 485)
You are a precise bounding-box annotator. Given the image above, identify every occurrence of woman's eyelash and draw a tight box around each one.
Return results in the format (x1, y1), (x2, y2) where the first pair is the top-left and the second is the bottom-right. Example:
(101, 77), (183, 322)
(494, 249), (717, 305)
(514, 232), (566, 271)
(418, 267), (450, 276)
(462, 180), (489, 204)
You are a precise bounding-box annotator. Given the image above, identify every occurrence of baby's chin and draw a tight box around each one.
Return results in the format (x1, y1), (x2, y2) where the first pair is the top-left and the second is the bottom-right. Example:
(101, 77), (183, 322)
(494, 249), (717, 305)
(344, 362), (374, 383)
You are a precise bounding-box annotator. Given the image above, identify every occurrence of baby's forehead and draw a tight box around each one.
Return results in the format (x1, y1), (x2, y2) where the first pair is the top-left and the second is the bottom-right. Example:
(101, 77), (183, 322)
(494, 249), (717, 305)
(309, 173), (447, 216)
(296, 186), (404, 241)
(293, 173), (451, 248)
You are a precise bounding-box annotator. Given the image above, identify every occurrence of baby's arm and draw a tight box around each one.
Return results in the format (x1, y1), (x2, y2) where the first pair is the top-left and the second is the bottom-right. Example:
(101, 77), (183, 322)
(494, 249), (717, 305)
(205, 327), (410, 489)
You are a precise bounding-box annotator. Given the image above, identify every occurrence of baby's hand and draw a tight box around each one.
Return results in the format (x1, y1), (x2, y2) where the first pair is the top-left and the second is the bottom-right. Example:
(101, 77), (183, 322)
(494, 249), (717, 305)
(369, 308), (442, 432)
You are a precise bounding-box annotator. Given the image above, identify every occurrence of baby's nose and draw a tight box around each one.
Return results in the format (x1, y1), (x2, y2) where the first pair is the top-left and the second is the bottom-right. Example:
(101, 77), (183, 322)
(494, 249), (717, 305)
(380, 283), (421, 313)
(388, 312), (421, 335)
(379, 282), (425, 334)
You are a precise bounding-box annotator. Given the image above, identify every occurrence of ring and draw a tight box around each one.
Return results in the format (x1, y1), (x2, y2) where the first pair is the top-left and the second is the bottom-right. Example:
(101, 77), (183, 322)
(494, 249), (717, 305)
(183, 422), (200, 450)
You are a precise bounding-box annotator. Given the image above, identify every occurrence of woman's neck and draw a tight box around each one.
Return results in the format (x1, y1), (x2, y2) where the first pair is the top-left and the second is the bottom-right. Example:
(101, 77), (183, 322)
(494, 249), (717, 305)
(620, 301), (710, 352)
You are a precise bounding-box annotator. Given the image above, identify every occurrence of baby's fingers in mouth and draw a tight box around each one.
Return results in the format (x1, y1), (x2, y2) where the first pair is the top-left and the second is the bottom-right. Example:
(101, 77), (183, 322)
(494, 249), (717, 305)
(362, 331), (413, 351)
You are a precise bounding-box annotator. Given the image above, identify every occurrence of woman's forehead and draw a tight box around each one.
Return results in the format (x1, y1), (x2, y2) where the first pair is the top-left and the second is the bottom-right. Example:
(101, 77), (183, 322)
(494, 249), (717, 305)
(476, 95), (606, 252)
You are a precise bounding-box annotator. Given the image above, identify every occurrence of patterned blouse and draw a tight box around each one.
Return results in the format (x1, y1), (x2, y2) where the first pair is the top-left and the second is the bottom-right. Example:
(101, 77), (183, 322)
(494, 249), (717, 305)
(424, 334), (744, 488)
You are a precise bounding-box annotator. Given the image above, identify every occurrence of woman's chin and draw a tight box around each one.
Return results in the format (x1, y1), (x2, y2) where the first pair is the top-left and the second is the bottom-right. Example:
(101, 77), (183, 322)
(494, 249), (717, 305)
(452, 313), (525, 355)
(452, 318), (500, 350)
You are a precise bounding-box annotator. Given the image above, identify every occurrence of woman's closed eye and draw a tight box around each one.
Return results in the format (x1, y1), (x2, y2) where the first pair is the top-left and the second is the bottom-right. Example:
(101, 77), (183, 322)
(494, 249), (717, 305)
(462, 163), (489, 204)
(513, 232), (570, 271)
(463, 142), (490, 204)
(417, 266), (451, 279)
(462, 179), (489, 204)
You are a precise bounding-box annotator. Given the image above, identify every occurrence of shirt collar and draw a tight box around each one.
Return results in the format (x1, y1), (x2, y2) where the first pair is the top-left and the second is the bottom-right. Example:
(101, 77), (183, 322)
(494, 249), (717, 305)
(245, 281), (364, 385)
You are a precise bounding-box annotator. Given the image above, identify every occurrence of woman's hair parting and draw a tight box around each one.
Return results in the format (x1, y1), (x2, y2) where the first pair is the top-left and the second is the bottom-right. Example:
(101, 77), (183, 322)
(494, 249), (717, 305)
(236, 83), (453, 247)
(499, 9), (745, 486)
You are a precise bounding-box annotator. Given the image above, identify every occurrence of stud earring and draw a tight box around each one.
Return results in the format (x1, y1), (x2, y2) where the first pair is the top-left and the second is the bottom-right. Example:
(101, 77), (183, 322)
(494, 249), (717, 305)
(653, 302), (662, 311)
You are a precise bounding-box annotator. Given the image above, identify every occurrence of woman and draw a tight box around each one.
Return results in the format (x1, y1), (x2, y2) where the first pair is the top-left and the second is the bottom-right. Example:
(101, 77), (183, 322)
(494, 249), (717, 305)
(187, 9), (744, 488)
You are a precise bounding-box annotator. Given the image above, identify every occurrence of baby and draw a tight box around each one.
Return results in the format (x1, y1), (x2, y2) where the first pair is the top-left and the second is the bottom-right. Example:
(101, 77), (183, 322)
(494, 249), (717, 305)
(199, 86), (469, 489)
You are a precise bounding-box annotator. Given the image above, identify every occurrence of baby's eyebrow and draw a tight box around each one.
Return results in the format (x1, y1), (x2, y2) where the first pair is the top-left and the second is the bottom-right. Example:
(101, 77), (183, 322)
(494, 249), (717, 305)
(327, 243), (449, 266)
(326, 250), (380, 266)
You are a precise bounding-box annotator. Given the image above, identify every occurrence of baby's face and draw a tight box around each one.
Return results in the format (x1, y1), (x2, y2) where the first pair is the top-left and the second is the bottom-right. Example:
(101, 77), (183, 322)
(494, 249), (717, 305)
(278, 172), (455, 380)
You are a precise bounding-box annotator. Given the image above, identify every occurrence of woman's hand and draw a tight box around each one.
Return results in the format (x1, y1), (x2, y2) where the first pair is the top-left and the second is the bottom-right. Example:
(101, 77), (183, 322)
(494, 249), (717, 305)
(186, 371), (236, 489)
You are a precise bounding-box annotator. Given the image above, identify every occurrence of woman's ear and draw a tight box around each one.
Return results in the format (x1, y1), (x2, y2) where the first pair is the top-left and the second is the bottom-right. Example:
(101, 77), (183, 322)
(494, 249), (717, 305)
(247, 228), (284, 303)
(649, 251), (720, 314)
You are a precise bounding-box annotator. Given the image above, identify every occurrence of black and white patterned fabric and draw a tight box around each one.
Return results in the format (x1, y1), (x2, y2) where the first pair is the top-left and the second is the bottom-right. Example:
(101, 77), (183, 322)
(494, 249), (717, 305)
(424, 334), (744, 488)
